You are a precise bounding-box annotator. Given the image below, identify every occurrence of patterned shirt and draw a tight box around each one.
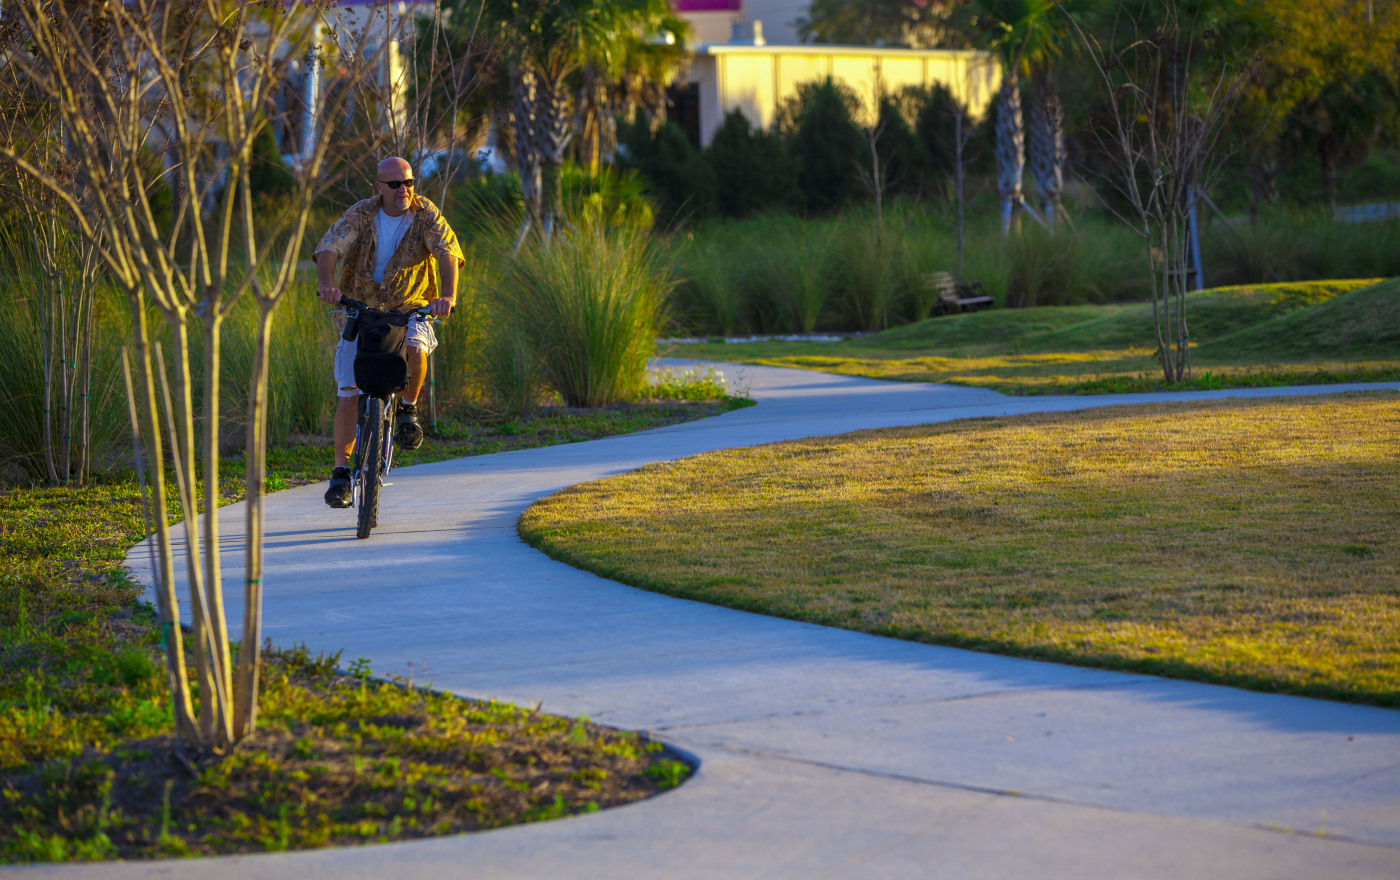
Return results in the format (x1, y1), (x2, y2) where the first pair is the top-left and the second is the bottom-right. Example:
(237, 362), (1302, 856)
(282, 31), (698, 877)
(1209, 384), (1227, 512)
(313, 193), (464, 313)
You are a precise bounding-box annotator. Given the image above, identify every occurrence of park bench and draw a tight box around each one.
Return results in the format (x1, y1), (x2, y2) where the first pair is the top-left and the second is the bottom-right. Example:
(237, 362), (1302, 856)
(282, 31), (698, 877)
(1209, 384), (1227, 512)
(926, 271), (994, 316)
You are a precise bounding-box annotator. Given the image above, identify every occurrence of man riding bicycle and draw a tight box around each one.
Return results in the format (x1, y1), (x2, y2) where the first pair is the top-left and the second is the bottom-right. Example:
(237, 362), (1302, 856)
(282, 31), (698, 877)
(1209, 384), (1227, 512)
(314, 156), (464, 508)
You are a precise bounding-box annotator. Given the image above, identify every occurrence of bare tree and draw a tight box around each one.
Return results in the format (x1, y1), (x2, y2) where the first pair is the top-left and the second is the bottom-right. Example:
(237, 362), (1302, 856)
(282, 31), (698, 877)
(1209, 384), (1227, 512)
(0, 23), (104, 486)
(1069, 3), (1254, 384)
(0, 0), (384, 751)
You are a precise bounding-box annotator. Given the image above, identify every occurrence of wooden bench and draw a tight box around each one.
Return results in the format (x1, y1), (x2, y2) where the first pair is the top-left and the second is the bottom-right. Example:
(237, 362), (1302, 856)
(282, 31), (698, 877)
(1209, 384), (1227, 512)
(926, 272), (994, 316)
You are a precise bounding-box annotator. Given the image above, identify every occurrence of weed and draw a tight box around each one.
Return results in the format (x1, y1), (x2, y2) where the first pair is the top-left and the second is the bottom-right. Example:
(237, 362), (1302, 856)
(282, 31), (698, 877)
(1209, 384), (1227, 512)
(642, 759), (691, 790)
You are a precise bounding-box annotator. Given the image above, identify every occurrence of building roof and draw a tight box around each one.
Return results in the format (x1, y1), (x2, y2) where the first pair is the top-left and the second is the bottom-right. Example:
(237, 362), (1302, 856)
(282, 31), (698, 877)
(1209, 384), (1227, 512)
(674, 0), (742, 10)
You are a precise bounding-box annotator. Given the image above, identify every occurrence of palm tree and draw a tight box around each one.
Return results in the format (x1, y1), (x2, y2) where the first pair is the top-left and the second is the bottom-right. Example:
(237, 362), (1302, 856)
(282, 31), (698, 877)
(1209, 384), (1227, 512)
(573, 10), (690, 174)
(971, 0), (1070, 235)
(482, 0), (684, 240)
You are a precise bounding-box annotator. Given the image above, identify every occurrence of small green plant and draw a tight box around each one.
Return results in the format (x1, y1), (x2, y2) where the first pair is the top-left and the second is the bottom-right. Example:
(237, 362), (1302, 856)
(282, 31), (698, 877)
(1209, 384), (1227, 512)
(272, 642), (344, 679)
(645, 367), (735, 401)
(643, 758), (690, 790)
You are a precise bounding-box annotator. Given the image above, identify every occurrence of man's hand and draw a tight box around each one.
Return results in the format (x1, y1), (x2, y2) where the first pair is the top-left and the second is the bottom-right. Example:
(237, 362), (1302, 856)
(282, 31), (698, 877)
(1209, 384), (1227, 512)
(429, 295), (454, 318)
(318, 283), (342, 305)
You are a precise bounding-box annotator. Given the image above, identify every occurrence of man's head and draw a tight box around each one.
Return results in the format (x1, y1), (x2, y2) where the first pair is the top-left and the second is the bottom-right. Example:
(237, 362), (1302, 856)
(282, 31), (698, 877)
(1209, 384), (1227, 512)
(376, 157), (414, 216)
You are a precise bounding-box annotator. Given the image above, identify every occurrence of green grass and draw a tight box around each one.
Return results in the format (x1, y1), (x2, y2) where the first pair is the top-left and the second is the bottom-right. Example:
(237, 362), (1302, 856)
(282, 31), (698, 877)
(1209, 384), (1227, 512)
(660, 279), (1400, 393)
(0, 392), (750, 862)
(520, 393), (1400, 705)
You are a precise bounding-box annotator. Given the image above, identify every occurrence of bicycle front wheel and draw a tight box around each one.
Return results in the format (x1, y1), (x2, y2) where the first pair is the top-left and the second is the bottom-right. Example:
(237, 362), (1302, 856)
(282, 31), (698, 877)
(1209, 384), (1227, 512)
(356, 397), (383, 540)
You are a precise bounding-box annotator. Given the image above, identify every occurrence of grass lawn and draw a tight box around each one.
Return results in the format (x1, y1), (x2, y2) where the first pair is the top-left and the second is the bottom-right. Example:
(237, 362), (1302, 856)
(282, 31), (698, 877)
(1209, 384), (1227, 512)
(0, 397), (744, 862)
(660, 279), (1400, 394)
(521, 392), (1400, 706)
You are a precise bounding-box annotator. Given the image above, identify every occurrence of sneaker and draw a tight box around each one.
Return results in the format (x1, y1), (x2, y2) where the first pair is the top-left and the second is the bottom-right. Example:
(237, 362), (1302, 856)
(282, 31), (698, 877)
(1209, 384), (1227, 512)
(324, 466), (352, 508)
(396, 402), (424, 450)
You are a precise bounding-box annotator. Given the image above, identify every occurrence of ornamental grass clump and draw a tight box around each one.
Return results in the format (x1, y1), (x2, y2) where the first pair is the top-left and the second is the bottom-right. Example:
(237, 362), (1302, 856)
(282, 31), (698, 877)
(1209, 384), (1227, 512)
(756, 217), (834, 333)
(501, 223), (674, 408)
(673, 233), (745, 336)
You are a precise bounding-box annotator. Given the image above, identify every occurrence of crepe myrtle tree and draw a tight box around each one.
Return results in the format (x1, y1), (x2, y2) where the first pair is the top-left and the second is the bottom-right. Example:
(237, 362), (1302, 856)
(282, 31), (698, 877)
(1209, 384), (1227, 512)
(1068, 1), (1256, 383)
(0, 0), (385, 751)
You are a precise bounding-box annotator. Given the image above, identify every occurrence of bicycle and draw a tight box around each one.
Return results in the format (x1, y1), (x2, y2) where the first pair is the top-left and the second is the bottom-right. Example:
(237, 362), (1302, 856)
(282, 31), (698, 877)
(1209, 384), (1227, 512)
(337, 296), (443, 539)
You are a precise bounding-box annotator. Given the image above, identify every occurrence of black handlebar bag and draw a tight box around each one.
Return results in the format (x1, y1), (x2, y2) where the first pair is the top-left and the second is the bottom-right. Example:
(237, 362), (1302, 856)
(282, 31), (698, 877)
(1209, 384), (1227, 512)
(352, 309), (411, 395)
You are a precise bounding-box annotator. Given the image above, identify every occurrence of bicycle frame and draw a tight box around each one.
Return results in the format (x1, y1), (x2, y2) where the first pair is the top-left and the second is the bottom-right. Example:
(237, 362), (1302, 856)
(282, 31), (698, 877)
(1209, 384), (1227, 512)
(337, 296), (443, 538)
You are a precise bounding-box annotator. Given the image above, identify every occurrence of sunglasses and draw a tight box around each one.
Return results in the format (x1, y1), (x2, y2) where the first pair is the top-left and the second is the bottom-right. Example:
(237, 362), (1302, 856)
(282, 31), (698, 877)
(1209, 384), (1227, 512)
(378, 179), (414, 189)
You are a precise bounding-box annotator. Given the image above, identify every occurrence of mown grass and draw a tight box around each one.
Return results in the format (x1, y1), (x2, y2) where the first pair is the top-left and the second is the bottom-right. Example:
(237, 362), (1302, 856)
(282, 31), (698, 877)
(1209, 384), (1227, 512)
(0, 392), (746, 862)
(521, 393), (1400, 705)
(660, 278), (1400, 394)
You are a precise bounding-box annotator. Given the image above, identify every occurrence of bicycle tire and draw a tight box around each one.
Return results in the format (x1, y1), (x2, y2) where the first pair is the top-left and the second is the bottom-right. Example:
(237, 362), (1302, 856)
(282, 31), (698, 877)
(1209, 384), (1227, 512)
(356, 397), (383, 539)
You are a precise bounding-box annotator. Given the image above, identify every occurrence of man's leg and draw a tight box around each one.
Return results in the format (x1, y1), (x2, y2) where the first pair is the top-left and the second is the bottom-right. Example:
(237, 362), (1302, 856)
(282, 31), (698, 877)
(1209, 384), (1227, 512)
(395, 335), (430, 451)
(326, 335), (359, 508)
(334, 392), (359, 467)
(402, 345), (427, 405)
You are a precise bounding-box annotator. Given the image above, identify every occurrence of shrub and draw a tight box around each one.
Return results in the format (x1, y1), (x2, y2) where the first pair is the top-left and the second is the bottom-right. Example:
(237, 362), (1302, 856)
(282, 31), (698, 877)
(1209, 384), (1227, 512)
(1203, 211), (1400, 286)
(617, 113), (715, 227)
(559, 163), (655, 231)
(249, 114), (295, 198)
(785, 78), (867, 214)
(911, 83), (964, 196)
(704, 109), (802, 218)
(217, 287), (334, 448)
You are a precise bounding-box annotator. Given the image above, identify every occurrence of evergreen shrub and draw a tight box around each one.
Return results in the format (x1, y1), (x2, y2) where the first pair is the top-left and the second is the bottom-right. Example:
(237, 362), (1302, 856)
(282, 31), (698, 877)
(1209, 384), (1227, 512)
(784, 78), (866, 214)
(704, 109), (801, 218)
(617, 112), (715, 226)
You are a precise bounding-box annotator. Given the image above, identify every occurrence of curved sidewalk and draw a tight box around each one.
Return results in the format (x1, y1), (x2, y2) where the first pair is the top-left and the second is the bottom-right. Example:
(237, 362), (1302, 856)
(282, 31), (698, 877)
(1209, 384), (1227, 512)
(56, 365), (1400, 878)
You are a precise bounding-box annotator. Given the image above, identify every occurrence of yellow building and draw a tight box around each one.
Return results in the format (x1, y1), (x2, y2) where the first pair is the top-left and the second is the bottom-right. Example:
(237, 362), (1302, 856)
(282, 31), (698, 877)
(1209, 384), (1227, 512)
(682, 41), (1000, 146)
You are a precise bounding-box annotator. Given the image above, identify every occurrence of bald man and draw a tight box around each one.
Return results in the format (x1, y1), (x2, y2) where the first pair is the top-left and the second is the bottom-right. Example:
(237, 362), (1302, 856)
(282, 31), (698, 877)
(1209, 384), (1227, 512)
(313, 156), (465, 509)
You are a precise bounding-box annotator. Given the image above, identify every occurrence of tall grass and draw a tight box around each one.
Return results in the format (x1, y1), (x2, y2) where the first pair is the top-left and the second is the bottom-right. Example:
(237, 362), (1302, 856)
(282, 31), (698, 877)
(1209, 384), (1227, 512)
(216, 282), (335, 448)
(987, 221), (1144, 308)
(1204, 212), (1400, 287)
(496, 222), (674, 408)
(673, 233), (745, 336)
(755, 216), (834, 333)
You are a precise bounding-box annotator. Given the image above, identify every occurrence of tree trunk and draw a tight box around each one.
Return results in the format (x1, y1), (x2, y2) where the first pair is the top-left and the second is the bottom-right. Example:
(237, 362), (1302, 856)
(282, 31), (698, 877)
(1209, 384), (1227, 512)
(1248, 155), (1277, 222)
(511, 67), (543, 240)
(124, 308), (199, 743)
(1319, 136), (1339, 211)
(199, 309), (235, 750)
(995, 68), (1025, 237)
(159, 329), (220, 746)
(534, 69), (573, 240)
(954, 107), (965, 278)
(1028, 69), (1064, 232)
(235, 304), (275, 739)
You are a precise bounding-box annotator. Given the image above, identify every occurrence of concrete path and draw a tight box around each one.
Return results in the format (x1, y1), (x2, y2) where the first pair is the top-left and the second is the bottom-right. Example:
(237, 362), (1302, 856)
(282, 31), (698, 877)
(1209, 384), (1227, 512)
(38, 365), (1400, 878)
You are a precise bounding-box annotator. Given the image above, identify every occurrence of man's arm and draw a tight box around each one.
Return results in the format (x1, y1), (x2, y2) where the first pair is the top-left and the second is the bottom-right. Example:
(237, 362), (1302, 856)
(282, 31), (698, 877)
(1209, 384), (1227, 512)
(430, 252), (457, 317)
(316, 252), (341, 304)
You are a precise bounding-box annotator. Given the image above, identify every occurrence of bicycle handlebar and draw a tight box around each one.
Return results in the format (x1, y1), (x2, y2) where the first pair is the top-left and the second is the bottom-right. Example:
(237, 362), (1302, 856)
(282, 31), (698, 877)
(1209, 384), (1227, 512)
(336, 296), (450, 319)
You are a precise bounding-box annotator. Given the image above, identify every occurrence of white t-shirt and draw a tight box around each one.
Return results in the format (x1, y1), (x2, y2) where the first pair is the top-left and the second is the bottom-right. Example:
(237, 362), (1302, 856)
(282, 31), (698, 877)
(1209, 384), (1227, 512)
(372, 208), (413, 284)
